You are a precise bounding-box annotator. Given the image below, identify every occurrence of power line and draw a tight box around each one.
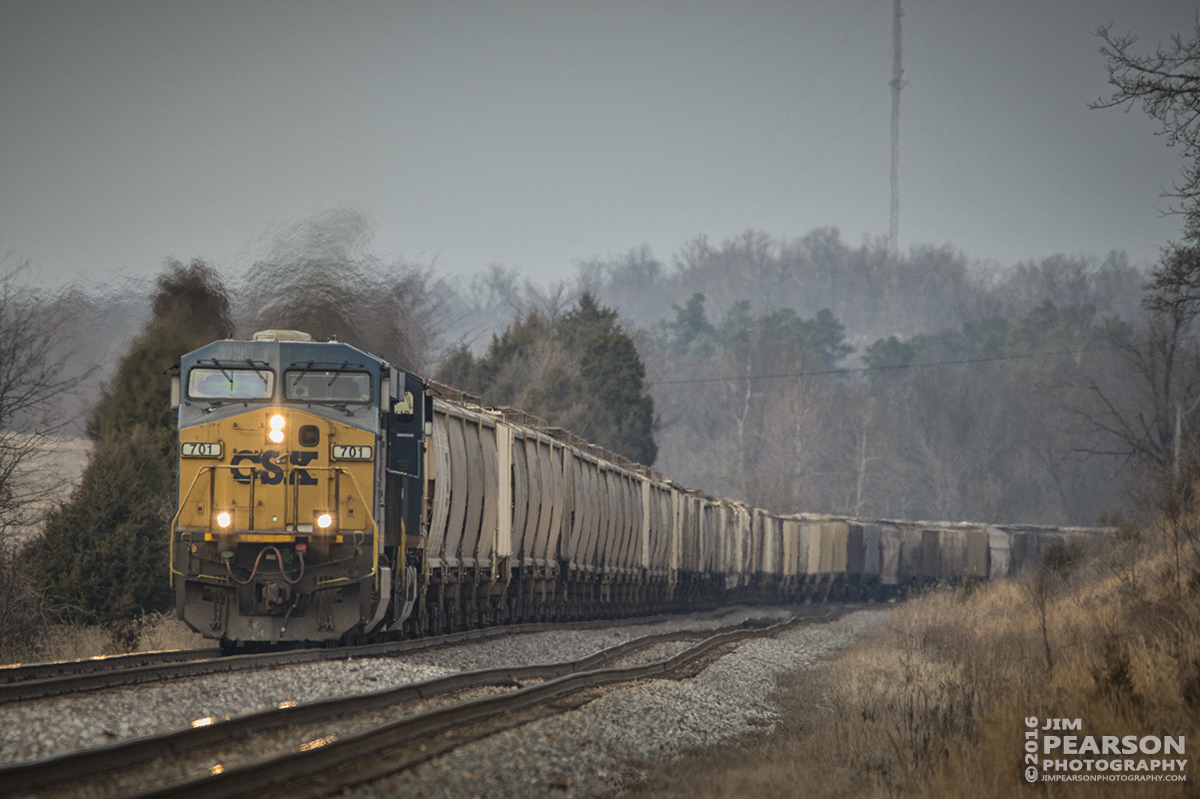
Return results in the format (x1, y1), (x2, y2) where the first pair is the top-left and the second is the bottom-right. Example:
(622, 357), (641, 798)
(652, 340), (1134, 386)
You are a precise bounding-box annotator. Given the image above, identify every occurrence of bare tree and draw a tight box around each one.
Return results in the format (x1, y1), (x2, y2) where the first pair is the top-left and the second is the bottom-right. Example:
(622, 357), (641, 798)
(1089, 22), (1200, 465)
(0, 269), (76, 528)
(1093, 20), (1200, 240)
(1059, 303), (1200, 474)
(1146, 242), (1200, 322)
(0, 267), (77, 657)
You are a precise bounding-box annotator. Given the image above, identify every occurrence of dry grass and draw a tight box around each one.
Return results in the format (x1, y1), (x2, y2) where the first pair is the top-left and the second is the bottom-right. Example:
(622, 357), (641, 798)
(6, 612), (210, 665)
(626, 529), (1200, 798)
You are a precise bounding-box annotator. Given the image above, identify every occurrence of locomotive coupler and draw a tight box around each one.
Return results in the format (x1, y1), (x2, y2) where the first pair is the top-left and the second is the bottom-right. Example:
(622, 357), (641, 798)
(263, 580), (292, 609)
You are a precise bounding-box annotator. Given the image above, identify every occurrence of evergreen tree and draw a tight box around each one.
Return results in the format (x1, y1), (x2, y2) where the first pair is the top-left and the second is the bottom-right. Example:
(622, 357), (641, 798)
(469, 310), (553, 404)
(30, 260), (233, 625)
(649, 300), (853, 369)
(667, 293), (718, 359)
(436, 293), (657, 464)
(34, 427), (173, 624)
(862, 335), (919, 376)
(580, 332), (657, 465)
(557, 293), (619, 353)
(88, 260), (233, 461)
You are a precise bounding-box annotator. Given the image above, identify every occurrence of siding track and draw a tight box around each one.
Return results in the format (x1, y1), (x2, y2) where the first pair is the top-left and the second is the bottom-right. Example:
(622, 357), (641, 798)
(0, 612), (727, 704)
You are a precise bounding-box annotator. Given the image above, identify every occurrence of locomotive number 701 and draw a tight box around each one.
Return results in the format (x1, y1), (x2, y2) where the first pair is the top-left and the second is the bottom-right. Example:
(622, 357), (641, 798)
(332, 445), (373, 460)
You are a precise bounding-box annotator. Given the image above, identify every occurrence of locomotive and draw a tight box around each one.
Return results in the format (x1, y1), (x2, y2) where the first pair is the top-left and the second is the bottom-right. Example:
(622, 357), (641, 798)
(170, 331), (1099, 646)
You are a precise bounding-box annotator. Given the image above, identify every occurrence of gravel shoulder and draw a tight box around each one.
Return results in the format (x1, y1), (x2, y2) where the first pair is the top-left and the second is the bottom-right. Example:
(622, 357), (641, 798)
(342, 607), (892, 799)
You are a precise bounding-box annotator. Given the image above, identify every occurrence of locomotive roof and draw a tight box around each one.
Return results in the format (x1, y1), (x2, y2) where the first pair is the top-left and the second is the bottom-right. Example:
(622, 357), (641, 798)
(182, 336), (386, 374)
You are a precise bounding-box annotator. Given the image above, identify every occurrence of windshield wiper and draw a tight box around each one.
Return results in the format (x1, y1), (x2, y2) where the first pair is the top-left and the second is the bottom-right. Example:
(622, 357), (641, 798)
(199, 358), (234, 388)
(244, 358), (270, 387)
(292, 360), (314, 394)
(327, 400), (372, 416)
(327, 360), (350, 388)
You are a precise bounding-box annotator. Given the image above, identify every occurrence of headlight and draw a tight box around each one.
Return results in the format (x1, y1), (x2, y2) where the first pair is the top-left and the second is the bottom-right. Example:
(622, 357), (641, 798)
(316, 513), (332, 529)
(269, 414), (285, 443)
(216, 511), (232, 528)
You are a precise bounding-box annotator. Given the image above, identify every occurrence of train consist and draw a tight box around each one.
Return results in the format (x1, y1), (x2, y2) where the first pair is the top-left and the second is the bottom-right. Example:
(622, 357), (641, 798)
(170, 332), (1101, 646)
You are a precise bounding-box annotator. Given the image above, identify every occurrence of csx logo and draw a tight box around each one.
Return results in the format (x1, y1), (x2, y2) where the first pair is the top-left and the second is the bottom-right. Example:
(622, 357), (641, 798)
(231, 450), (319, 485)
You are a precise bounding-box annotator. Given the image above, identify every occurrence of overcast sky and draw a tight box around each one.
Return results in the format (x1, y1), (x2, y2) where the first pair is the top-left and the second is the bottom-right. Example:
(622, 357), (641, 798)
(1, 0), (1197, 291)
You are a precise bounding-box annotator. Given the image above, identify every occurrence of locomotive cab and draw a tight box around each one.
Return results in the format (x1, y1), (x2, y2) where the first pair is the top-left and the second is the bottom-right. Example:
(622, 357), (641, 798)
(171, 331), (425, 645)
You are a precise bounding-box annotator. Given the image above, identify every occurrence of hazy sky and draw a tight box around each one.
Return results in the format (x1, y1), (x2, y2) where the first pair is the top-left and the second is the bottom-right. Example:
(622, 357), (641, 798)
(2, 0), (1197, 291)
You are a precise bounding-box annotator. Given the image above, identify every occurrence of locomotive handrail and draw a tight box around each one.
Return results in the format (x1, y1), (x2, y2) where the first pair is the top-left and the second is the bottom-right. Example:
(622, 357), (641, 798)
(170, 465), (217, 588)
(170, 463), (379, 590)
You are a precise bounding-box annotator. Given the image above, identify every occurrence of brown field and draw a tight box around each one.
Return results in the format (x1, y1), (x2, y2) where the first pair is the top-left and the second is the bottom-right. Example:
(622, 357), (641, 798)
(625, 525), (1199, 798)
(0, 435), (213, 666)
(5, 434), (91, 546)
(7, 613), (209, 666)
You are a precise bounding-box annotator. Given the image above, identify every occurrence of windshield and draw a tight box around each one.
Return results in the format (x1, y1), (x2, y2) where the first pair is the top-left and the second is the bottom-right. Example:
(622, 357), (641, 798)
(188, 367), (274, 400)
(285, 370), (373, 403)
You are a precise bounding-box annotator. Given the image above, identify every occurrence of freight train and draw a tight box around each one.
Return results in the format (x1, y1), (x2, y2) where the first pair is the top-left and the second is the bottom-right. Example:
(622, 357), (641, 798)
(170, 331), (1098, 646)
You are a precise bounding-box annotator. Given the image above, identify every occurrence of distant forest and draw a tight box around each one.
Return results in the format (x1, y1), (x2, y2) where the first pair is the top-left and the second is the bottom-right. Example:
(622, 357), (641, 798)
(17, 210), (1163, 527)
(579, 230), (1147, 525)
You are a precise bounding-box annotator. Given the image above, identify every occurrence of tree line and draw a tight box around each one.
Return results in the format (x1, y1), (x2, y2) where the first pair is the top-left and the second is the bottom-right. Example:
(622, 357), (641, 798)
(0, 215), (1163, 655)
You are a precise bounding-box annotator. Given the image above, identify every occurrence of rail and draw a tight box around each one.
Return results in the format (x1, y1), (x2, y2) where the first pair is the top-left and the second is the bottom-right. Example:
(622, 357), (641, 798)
(0, 617), (802, 799)
(0, 607), (798, 704)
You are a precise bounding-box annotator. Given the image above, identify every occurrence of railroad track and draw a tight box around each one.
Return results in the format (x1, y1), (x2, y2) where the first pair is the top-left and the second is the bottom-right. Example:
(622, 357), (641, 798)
(0, 616), (803, 799)
(0, 646), (221, 689)
(0, 610), (759, 704)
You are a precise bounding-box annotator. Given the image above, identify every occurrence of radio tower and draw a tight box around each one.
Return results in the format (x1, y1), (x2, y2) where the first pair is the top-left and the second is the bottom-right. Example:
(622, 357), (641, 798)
(889, 0), (903, 262)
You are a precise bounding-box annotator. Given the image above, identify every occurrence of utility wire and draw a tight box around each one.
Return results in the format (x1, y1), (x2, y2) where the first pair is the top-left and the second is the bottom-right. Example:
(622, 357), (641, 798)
(653, 340), (1136, 386)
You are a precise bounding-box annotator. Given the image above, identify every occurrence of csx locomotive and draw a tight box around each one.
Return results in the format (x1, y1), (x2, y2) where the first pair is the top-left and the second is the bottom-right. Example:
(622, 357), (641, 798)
(171, 331), (1099, 646)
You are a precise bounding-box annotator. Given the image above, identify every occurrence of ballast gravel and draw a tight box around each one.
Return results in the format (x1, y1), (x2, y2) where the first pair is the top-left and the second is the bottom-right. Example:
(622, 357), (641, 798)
(0, 605), (797, 766)
(344, 607), (891, 799)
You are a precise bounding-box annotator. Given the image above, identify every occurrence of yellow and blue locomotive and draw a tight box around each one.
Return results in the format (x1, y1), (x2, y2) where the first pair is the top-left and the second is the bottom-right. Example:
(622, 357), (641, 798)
(171, 330), (426, 644)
